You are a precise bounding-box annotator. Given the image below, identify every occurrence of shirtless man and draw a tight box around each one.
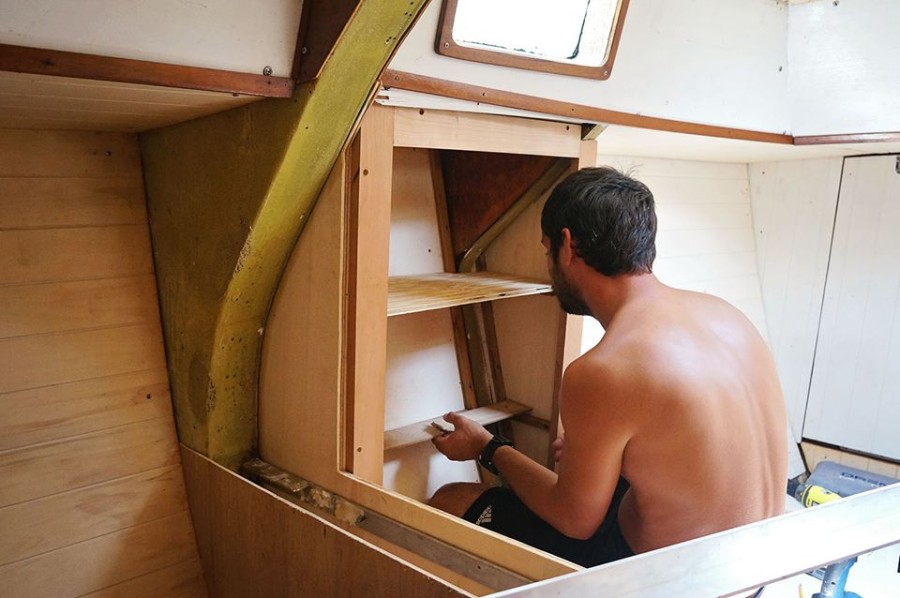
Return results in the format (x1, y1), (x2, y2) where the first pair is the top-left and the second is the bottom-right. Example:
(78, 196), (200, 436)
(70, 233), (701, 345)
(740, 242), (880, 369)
(429, 167), (788, 567)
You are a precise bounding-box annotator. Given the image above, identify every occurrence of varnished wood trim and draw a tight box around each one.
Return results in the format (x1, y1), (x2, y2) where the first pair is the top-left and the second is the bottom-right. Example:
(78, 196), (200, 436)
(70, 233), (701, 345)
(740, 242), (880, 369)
(436, 0), (630, 80)
(0, 43), (293, 98)
(382, 69), (794, 145)
(794, 132), (900, 146)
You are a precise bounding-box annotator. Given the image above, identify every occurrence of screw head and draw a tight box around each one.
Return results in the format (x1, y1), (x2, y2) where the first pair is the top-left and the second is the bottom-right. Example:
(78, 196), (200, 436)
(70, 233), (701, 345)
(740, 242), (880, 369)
(262, 66), (273, 76)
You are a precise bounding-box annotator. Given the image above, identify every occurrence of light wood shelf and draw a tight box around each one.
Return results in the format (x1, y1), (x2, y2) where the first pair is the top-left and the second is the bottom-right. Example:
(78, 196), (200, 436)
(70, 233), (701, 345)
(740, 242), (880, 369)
(387, 272), (551, 317)
(384, 399), (532, 451)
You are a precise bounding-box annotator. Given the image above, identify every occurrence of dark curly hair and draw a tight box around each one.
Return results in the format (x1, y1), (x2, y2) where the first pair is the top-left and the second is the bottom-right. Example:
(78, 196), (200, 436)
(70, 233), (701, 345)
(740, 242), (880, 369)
(541, 167), (656, 276)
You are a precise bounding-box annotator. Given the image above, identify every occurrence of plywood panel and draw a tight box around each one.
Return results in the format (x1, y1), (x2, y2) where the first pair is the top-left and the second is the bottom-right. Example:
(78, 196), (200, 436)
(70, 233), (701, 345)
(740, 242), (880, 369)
(259, 158), (346, 484)
(0, 464), (188, 565)
(0, 130), (141, 177)
(0, 275), (160, 339)
(83, 558), (207, 598)
(805, 155), (900, 460)
(180, 446), (467, 598)
(0, 177), (146, 229)
(0, 368), (171, 452)
(0, 511), (198, 598)
(0, 323), (167, 394)
(394, 108), (581, 158)
(0, 417), (179, 507)
(0, 226), (154, 285)
(749, 158), (843, 439)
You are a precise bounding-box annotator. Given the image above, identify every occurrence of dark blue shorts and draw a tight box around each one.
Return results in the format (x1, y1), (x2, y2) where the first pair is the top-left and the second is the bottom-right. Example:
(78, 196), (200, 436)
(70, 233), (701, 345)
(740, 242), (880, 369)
(462, 477), (634, 567)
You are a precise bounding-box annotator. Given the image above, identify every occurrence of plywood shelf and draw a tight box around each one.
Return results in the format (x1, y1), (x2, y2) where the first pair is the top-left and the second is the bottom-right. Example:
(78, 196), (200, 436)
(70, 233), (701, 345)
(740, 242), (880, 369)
(384, 400), (532, 451)
(387, 272), (551, 317)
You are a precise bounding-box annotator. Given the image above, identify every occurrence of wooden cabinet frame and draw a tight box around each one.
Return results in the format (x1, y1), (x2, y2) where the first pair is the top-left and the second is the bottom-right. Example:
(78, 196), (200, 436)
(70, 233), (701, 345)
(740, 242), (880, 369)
(260, 103), (595, 588)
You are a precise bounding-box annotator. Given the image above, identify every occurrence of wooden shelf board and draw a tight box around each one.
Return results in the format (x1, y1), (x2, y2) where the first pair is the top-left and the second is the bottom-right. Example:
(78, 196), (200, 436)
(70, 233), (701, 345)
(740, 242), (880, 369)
(387, 272), (551, 316)
(384, 399), (532, 451)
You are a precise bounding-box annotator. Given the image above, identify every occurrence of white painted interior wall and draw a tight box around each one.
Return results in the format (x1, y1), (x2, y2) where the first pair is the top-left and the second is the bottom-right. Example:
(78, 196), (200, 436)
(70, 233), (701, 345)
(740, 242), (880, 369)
(788, 0), (900, 136)
(749, 158), (843, 441)
(580, 154), (806, 477)
(0, 0), (303, 77)
(383, 147), (480, 501)
(390, 0), (791, 134)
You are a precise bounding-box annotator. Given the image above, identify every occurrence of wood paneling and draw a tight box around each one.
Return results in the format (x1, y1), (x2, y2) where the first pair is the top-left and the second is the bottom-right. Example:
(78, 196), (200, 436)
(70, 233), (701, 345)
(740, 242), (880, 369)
(0, 323), (167, 394)
(0, 129), (141, 176)
(0, 177), (146, 229)
(83, 558), (207, 598)
(180, 446), (467, 598)
(0, 226), (154, 284)
(0, 128), (204, 597)
(0, 71), (259, 134)
(0, 417), (179, 508)
(0, 464), (188, 564)
(0, 275), (160, 339)
(0, 511), (199, 598)
(0, 368), (171, 452)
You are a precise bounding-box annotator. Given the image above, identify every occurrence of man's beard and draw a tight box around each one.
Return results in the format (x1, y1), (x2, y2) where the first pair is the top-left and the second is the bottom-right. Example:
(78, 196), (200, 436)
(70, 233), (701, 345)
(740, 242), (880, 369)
(550, 265), (591, 316)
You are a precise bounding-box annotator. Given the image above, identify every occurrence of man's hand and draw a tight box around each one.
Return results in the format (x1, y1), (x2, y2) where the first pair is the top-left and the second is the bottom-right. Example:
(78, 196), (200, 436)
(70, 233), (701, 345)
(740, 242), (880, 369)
(551, 433), (565, 463)
(431, 411), (493, 462)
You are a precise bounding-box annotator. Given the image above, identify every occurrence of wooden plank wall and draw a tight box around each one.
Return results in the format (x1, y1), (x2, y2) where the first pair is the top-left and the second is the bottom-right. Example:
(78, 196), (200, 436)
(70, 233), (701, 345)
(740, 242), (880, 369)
(0, 129), (206, 597)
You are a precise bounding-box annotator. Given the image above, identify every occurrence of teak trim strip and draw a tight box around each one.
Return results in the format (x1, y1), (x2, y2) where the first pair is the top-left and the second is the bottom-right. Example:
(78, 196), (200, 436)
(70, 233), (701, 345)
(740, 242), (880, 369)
(382, 69), (794, 145)
(0, 43), (294, 98)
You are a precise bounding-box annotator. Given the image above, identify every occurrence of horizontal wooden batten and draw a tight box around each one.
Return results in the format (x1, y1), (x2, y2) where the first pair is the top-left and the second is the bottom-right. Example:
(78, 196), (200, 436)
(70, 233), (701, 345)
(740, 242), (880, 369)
(388, 272), (552, 316)
(794, 132), (900, 145)
(384, 399), (532, 451)
(383, 70), (794, 146)
(0, 43), (293, 98)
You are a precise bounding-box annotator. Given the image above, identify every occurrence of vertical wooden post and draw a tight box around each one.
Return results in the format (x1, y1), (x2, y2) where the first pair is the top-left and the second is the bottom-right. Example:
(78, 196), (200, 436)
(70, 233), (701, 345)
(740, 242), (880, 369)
(344, 105), (394, 483)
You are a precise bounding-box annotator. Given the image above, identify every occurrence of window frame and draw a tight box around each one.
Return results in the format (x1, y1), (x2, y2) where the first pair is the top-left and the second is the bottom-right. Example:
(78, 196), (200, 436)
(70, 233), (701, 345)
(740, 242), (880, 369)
(435, 0), (630, 80)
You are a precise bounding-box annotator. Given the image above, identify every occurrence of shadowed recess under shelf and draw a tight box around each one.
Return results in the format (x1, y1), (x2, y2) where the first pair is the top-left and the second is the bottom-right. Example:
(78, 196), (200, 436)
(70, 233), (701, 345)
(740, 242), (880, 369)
(387, 272), (552, 316)
(384, 399), (533, 451)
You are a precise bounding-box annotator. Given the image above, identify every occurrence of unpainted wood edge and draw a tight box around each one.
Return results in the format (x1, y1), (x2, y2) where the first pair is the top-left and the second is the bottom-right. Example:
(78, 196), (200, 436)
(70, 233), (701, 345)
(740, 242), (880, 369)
(384, 399), (531, 451)
(793, 132), (900, 145)
(0, 43), (294, 98)
(382, 69), (795, 145)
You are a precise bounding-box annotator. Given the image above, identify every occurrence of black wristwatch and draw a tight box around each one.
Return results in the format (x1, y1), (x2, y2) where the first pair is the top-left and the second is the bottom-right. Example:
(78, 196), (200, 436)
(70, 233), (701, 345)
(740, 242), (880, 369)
(478, 435), (514, 475)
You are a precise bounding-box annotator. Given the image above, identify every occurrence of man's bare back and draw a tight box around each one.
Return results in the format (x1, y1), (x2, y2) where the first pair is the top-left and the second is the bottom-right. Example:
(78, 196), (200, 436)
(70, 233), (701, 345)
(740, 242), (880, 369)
(429, 167), (788, 566)
(580, 284), (788, 553)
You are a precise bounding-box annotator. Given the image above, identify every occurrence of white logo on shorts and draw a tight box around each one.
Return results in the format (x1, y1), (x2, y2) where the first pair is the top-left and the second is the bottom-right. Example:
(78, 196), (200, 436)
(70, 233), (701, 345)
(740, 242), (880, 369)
(475, 505), (492, 525)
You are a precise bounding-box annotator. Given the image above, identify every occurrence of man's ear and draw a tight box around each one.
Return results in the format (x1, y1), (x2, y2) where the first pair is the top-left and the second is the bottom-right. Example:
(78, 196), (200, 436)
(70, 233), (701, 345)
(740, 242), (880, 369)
(559, 228), (576, 265)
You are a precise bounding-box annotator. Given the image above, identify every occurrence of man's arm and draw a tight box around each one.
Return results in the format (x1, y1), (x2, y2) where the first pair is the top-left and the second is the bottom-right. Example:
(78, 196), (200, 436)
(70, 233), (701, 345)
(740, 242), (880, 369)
(433, 357), (634, 539)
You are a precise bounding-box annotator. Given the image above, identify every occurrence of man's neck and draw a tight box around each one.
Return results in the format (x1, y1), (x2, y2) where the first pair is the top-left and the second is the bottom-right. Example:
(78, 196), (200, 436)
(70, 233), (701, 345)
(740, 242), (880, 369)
(585, 273), (664, 330)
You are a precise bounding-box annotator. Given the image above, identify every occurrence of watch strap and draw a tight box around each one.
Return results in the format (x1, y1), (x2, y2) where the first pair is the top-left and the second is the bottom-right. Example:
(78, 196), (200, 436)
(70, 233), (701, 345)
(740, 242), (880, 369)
(478, 435), (513, 475)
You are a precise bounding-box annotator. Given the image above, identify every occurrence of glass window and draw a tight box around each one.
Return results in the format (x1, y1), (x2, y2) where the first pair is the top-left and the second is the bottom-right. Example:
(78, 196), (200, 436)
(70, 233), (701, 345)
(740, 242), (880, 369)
(437, 0), (629, 79)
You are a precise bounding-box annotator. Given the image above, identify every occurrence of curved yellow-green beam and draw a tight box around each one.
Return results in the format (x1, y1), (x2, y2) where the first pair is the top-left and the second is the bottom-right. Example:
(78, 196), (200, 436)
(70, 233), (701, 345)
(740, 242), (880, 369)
(141, 1), (428, 467)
